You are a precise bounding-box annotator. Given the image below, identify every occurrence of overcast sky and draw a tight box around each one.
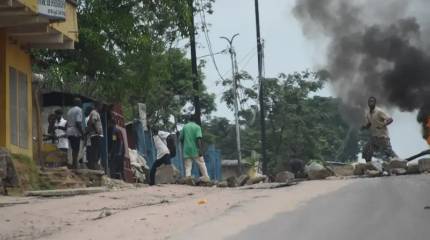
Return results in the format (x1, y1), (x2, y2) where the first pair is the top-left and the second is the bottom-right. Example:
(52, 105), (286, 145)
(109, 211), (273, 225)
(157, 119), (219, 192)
(191, 0), (428, 159)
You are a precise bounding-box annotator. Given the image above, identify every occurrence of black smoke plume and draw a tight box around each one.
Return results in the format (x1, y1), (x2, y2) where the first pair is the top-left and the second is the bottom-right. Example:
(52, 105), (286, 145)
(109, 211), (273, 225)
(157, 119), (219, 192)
(293, 0), (430, 127)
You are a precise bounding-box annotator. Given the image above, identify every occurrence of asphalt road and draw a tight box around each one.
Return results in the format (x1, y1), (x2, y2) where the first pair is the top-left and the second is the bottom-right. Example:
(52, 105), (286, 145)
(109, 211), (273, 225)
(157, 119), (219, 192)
(230, 175), (430, 240)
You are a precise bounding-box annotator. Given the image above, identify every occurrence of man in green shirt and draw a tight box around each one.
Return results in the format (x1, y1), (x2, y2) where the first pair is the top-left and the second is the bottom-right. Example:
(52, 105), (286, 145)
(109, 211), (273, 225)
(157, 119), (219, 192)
(180, 115), (210, 181)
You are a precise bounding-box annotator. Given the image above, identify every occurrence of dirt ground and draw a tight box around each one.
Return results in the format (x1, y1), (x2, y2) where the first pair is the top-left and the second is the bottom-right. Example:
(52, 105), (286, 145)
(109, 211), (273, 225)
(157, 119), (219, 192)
(0, 180), (351, 240)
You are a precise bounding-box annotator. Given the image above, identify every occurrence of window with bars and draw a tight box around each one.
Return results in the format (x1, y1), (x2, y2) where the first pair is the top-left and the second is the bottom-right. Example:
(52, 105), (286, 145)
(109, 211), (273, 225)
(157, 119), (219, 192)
(9, 67), (28, 149)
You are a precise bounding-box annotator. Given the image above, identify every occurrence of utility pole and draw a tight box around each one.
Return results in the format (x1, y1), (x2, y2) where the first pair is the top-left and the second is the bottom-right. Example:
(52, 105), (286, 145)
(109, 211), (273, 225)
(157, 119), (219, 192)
(188, 0), (201, 125)
(221, 34), (242, 174)
(254, 0), (268, 174)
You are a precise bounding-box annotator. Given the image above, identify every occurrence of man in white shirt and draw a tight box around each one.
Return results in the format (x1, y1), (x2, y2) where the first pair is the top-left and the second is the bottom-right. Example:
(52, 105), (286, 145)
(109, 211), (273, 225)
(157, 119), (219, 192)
(149, 127), (173, 186)
(54, 109), (69, 153)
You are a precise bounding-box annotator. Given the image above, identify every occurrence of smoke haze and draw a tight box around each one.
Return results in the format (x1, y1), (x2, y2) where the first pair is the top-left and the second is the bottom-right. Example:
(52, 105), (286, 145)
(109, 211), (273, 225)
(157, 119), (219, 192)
(293, 0), (430, 126)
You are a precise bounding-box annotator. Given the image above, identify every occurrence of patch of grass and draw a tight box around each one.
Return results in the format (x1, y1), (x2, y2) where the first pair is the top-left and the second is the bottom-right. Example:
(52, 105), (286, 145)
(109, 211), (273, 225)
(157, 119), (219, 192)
(11, 154), (54, 192)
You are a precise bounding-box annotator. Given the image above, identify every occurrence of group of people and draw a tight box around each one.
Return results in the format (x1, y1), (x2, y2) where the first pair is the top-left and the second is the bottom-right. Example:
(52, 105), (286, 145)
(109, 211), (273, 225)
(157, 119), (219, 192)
(48, 98), (124, 177)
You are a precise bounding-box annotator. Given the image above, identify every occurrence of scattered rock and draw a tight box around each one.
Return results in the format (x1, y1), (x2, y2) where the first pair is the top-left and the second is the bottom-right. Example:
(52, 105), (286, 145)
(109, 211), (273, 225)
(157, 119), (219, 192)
(155, 165), (181, 184)
(226, 176), (238, 188)
(237, 175), (250, 186)
(275, 171), (295, 183)
(391, 168), (407, 175)
(305, 162), (332, 180)
(331, 165), (354, 176)
(366, 170), (382, 178)
(246, 175), (267, 185)
(217, 181), (228, 188)
(383, 159), (407, 171)
(177, 177), (195, 186)
(353, 162), (378, 176)
(418, 158), (430, 173)
(407, 163), (420, 174)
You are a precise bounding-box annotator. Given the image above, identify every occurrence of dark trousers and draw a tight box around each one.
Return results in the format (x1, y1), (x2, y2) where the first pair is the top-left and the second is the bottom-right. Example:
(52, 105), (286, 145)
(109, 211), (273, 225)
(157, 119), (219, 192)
(149, 154), (171, 186)
(363, 136), (397, 162)
(68, 136), (81, 169)
(88, 136), (102, 170)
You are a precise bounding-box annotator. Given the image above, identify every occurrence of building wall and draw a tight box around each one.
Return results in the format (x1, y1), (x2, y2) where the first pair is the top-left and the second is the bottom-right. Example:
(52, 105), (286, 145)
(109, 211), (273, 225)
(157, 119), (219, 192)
(51, 2), (79, 42)
(2, 34), (33, 157)
(0, 31), (6, 148)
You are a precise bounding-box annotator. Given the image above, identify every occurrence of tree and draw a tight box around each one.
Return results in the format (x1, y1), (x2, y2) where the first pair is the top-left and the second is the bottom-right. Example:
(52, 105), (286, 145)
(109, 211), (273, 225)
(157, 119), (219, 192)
(215, 71), (360, 174)
(32, 0), (216, 124)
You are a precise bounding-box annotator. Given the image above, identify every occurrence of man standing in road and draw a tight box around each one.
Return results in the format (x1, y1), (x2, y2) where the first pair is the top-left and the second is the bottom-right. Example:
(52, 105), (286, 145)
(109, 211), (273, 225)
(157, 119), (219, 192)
(54, 109), (69, 153)
(180, 115), (210, 181)
(67, 98), (84, 169)
(86, 103), (104, 170)
(361, 96), (398, 162)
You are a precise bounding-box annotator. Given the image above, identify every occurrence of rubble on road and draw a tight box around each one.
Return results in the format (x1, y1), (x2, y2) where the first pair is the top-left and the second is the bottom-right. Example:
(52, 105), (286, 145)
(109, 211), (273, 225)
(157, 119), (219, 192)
(306, 162), (333, 180)
(176, 177), (196, 186)
(418, 158), (430, 173)
(217, 181), (228, 188)
(237, 175), (250, 186)
(330, 165), (354, 177)
(391, 168), (407, 175)
(227, 176), (238, 188)
(246, 175), (268, 185)
(155, 165), (180, 184)
(383, 159), (407, 172)
(407, 163), (420, 174)
(240, 182), (297, 190)
(366, 170), (382, 178)
(353, 162), (380, 176)
(275, 171), (295, 183)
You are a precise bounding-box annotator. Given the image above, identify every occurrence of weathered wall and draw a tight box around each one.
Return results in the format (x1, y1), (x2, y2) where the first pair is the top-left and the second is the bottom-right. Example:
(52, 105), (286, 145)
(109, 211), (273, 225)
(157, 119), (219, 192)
(0, 30), (6, 148)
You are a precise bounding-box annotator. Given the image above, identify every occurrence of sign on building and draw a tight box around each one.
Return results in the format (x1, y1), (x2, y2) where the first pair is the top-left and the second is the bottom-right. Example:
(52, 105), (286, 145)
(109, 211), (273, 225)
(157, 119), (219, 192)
(38, 0), (66, 20)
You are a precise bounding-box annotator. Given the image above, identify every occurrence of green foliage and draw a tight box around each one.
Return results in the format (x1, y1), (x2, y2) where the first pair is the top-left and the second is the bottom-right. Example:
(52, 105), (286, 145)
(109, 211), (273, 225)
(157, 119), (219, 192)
(211, 71), (360, 174)
(32, 0), (216, 124)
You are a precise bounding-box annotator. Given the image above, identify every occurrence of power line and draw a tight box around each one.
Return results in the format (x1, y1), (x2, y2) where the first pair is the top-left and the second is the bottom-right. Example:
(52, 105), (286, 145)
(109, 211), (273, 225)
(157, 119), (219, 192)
(198, 0), (227, 82)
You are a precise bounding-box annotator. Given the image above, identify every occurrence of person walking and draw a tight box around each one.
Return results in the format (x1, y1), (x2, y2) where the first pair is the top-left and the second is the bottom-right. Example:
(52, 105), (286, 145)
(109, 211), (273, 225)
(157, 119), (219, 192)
(86, 103), (104, 170)
(180, 115), (210, 181)
(149, 127), (175, 186)
(66, 98), (83, 169)
(361, 96), (398, 162)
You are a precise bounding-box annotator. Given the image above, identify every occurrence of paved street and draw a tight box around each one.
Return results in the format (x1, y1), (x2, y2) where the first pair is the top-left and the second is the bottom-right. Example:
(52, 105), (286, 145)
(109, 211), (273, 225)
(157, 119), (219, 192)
(1, 175), (429, 240)
(230, 175), (430, 240)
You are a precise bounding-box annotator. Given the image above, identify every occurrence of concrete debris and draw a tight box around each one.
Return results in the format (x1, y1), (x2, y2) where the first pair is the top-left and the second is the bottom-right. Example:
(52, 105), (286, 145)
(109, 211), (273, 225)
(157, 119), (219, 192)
(391, 168), (407, 175)
(25, 187), (108, 197)
(366, 170), (382, 178)
(275, 171), (295, 183)
(237, 175), (250, 186)
(155, 164), (180, 184)
(353, 162), (378, 176)
(407, 163), (420, 174)
(226, 176), (238, 188)
(101, 176), (135, 190)
(305, 162), (333, 180)
(246, 175), (268, 185)
(383, 159), (407, 171)
(177, 177), (196, 186)
(418, 158), (430, 173)
(217, 181), (228, 188)
(330, 165), (354, 177)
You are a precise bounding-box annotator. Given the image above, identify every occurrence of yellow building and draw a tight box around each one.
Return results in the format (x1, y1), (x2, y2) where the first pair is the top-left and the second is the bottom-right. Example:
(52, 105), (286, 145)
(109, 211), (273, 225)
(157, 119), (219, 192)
(0, 0), (78, 157)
